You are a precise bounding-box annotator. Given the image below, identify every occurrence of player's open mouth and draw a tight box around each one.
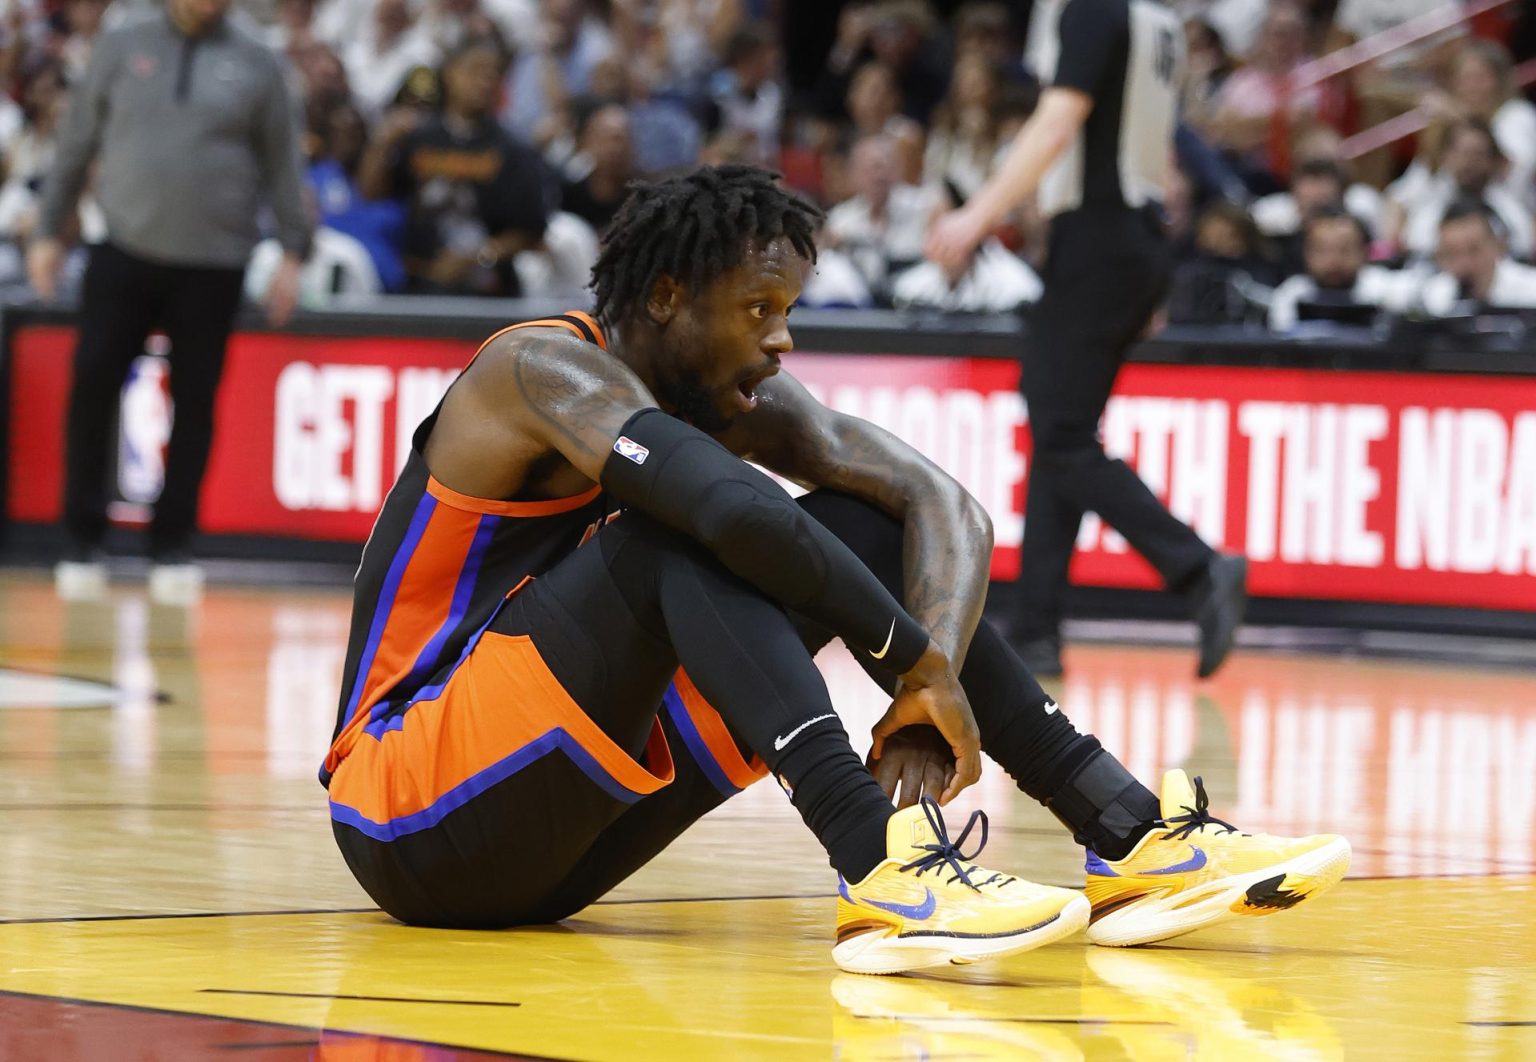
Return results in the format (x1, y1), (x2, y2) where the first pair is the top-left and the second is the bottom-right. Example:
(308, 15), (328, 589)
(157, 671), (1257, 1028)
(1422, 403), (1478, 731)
(735, 379), (762, 412)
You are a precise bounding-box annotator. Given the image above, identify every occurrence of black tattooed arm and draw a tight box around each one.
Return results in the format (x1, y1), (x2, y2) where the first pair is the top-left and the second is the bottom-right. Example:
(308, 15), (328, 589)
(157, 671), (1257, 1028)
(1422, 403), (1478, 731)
(736, 371), (994, 672)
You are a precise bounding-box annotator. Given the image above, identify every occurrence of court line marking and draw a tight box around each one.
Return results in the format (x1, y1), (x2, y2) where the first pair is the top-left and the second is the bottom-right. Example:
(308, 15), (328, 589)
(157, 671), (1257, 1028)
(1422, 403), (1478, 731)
(1462, 1022), (1536, 1027)
(0, 989), (563, 1060)
(0, 803), (328, 812)
(594, 891), (833, 906)
(0, 665), (169, 709)
(0, 908), (376, 926)
(215, 1041), (320, 1051)
(850, 1015), (1177, 1026)
(4, 874), (1526, 928)
(0, 893), (834, 925)
(200, 989), (521, 1007)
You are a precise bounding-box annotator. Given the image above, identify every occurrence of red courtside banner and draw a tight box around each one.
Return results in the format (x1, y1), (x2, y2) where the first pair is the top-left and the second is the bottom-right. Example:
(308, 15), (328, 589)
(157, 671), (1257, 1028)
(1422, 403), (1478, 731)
(7, 327), (1536, 610)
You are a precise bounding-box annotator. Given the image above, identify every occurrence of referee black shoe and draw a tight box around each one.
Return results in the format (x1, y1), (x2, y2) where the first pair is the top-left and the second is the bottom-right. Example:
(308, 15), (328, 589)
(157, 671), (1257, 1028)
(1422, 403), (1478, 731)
(1191, 553), (1248, 679)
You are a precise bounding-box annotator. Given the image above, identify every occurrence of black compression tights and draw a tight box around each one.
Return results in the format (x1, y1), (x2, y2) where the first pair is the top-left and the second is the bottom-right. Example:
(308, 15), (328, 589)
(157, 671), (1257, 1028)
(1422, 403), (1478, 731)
(499, 492), (1158, 888)
(792, 492), (1161, 859)
(497, 508), (895, 882)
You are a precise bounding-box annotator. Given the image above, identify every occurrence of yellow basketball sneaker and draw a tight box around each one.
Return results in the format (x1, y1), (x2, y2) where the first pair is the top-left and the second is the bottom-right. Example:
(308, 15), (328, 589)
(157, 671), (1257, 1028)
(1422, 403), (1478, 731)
(834, 797), (1090, 975)
(1085, 770), (1351, 947)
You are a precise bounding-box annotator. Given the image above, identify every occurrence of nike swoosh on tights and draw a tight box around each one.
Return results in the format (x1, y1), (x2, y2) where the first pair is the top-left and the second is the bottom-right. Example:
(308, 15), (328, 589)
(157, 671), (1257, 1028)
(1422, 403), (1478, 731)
(868, 619), (896, 661)
(1144, 846), (1208, 875)
(1044, 700), (1059, 715)
(838, 878), (937, 920)
(773, 712), (837, 752)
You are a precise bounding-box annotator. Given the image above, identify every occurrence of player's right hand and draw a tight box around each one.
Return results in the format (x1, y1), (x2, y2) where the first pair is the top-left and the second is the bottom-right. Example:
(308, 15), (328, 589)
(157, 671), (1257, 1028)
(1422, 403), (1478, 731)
(26, 238), (63, 303)
(873, 642), (981, 805)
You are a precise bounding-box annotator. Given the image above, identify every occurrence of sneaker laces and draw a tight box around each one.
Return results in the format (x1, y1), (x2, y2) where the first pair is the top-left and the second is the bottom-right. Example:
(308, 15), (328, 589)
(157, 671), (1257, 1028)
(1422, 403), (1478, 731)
(899, 797), (1016, 891)
(1159, 776), (1241, 841)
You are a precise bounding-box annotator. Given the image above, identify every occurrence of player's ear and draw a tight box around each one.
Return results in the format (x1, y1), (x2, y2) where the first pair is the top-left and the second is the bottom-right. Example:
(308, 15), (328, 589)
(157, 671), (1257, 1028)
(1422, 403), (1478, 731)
(647, 274), (680, 325)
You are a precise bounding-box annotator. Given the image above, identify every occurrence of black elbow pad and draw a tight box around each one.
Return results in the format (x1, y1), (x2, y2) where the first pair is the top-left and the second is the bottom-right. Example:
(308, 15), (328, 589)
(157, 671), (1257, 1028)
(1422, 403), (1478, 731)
(601, 408), (929, 672)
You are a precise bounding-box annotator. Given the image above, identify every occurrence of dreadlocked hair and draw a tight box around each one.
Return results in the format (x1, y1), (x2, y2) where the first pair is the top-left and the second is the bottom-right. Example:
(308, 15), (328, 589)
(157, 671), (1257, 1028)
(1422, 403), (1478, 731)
(590, 165), (822, 322)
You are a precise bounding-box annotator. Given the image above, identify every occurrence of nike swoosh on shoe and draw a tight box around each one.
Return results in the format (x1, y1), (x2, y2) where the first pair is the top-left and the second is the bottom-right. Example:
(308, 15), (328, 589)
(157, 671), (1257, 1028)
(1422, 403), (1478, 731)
(838, 878), (938, 920)
(1143, 846), (1208, 875)
(862, 889), (937, 920)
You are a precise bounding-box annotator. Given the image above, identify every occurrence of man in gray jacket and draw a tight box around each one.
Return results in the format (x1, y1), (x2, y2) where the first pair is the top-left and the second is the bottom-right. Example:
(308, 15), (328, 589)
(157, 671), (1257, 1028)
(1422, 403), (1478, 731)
(29, 0), (313, 602)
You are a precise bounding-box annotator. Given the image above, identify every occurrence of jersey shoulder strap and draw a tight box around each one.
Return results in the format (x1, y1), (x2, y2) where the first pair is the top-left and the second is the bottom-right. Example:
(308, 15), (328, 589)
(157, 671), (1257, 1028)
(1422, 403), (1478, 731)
(409, 311), (610, 455)
(474, 311), (608, 366)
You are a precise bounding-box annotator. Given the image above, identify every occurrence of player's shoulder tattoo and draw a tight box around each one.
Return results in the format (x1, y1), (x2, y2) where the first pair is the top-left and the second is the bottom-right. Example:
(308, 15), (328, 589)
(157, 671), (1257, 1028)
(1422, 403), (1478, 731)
(494, 328), (648, 462)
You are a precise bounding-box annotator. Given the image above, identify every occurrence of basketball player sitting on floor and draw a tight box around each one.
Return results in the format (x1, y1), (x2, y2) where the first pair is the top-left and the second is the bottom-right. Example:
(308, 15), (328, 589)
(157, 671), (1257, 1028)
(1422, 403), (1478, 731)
(321, 165), (1350, 974)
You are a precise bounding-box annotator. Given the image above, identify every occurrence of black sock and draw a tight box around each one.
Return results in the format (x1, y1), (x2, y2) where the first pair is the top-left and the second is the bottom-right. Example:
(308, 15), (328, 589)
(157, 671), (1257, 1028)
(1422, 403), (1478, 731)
(773, 722), (892, 882)
(957, 620), (1159, 859)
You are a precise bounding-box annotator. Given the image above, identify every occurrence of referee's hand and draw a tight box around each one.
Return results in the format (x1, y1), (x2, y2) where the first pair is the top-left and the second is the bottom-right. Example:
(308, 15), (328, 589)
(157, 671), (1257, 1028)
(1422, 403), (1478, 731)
(925, 206), (989, 276)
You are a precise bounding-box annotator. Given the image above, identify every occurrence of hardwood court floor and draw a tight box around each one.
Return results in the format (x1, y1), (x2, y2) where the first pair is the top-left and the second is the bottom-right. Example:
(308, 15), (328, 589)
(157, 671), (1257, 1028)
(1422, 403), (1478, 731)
(0, 570), (1533, 1060)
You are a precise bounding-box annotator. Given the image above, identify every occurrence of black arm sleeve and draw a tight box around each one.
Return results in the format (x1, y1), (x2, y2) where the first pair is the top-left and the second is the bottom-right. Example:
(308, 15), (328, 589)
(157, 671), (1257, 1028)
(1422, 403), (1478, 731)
(1052, 0), (1127, 95)
(600, 408), (931, 674)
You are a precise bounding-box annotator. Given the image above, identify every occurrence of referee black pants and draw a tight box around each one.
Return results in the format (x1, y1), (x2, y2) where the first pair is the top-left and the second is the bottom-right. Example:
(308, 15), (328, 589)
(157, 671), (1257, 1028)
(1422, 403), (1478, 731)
(63, 242), (246, 557)
(1017, 207), (1213, 638)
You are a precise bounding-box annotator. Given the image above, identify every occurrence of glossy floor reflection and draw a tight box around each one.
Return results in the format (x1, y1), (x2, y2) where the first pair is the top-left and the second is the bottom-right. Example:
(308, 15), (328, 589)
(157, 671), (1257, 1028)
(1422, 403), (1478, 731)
(1, 571), (1533, 1060)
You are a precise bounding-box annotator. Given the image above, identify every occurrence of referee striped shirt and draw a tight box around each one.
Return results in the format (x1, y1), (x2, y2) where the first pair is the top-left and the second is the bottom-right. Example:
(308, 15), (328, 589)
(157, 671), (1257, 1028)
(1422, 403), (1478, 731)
(1028, 0), (1185, 219)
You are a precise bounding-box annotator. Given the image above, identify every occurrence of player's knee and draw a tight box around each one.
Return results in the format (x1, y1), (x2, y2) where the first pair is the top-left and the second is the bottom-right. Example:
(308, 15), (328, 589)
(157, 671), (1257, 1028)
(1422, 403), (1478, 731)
(797, 491), (903, 590)
(697, 485), (826, 605)
(602, 509), (716, 573)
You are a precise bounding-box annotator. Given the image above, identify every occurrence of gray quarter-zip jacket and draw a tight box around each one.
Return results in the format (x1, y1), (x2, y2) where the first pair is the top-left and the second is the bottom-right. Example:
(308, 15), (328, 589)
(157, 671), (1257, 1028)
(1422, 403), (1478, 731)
(39, 9), (313, 268)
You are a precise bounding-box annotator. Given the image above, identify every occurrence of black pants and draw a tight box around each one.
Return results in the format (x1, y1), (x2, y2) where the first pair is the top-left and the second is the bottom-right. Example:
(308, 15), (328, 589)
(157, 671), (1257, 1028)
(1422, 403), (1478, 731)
(1017, 207), (1214, 637)
(63, 242), (246, 556)
(334, 492), (1068, 928)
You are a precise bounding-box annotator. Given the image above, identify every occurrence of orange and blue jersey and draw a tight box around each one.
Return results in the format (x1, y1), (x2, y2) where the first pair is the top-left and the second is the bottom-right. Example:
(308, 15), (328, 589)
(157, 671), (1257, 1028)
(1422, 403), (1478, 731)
(321, 312), (768, 836)
(322, 312), (612, 785)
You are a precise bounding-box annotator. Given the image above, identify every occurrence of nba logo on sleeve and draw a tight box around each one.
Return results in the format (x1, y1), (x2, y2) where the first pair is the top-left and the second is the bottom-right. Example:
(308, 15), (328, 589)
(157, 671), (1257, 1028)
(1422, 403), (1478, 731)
(614, 437), (650, 465)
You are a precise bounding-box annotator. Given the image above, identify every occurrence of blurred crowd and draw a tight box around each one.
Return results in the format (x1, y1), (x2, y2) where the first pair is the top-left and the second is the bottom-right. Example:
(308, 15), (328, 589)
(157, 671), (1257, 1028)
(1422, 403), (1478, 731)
(4, 0), (1536, 329)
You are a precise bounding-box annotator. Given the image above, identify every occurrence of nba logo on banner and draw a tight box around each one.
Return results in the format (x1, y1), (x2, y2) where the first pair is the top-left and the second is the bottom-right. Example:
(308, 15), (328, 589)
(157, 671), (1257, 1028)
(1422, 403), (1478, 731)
(118, 351), (173, 506)
(614, 436), (649, 465)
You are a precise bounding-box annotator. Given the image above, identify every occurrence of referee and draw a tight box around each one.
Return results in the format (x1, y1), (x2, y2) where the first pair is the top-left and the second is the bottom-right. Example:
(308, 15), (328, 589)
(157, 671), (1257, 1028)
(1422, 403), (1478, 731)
(927, 0), (1245, 679)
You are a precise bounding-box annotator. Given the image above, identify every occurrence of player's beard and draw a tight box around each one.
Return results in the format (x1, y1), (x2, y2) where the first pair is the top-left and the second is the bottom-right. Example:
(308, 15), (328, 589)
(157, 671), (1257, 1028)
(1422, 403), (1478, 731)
(657, 367), (734, 435)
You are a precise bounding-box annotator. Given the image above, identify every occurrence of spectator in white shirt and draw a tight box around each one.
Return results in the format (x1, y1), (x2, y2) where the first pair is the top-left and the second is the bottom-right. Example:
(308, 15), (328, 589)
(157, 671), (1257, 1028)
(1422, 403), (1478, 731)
(1251, 157), (1380, 275)
(1269, 207), (1411, 331)
(1419, 199), (1536, 316)
(891, 238), (1041, 312)
(1252, 156), (1383, 241)
(922, 53), (1005, 204)
(1383, 118), (1534, 261)
(1197, 0), (1266, 61)
(1416, 40), (1536, 208)
(823, 134), (944, 298)
(707, 24), (783, 168)
(341, 0), (442, 119)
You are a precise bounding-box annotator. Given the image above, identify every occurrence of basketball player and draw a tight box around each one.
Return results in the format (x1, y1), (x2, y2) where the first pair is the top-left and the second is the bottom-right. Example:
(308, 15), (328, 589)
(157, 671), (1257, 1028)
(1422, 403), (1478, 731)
(928, 0), (1246, 679)
(323, 166), (1349, 974)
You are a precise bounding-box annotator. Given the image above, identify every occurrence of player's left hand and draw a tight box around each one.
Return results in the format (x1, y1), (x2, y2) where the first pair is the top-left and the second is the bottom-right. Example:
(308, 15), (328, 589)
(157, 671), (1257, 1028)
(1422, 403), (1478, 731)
(925, 206), (989, 276)
(868, 724), (954, 808)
